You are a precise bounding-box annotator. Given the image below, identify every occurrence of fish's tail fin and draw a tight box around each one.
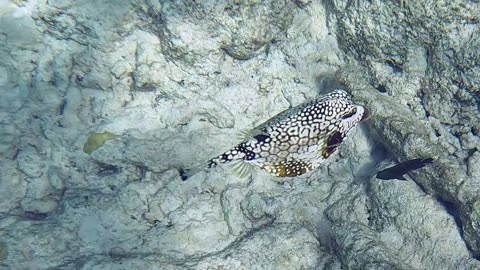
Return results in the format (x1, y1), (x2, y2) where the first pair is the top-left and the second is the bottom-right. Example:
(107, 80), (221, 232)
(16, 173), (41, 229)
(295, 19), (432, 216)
(422, 158), (434, 164)
(180, 142), (256, 180)
(178, 166), (205, 181)
(416, 158), (434, 170)
(178, 150), (240, 181)
(207, 157), (221, 168)
(207, 143), (251, 168)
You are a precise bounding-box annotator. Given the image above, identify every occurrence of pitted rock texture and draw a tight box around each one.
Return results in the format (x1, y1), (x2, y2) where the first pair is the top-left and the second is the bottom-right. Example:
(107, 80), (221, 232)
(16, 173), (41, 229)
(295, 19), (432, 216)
(0, 0), (479, 269)
(331, 0), (480, 258)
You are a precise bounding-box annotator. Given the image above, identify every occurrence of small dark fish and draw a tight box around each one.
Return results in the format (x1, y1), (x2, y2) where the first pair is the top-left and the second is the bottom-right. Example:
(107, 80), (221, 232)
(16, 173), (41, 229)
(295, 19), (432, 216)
(376, 158), (434, 180)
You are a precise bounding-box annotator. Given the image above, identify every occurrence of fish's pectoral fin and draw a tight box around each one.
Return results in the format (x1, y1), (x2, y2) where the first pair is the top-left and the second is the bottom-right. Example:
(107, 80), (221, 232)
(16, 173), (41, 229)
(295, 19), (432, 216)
(262, 159), (313, 177)
(318, 139), (337, 159)
(229, 160), (256, 179)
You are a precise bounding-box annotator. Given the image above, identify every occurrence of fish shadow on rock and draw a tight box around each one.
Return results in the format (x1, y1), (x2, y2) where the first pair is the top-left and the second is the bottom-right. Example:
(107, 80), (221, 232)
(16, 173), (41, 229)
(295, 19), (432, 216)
(351, 129), (393, 185)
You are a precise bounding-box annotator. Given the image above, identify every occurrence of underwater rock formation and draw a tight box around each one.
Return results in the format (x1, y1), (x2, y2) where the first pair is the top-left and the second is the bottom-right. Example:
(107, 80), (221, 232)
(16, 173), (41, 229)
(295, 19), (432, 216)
(331, 0), (480, 260)
(0, 0), (479, 269)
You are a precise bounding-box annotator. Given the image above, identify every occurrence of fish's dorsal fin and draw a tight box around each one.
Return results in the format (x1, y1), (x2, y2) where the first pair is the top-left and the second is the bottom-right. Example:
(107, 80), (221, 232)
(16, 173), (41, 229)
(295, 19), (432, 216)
(229, 160), (256, 179)
(235, 127), (267, 143)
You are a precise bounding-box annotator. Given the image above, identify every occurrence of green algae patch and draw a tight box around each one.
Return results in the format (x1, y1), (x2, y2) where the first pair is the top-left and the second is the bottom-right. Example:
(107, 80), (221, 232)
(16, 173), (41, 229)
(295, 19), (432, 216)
(83, 131), (119, 154)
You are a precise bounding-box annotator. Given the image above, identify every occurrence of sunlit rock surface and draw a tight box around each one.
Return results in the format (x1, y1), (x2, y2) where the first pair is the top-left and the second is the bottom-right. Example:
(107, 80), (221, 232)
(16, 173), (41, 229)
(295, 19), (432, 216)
(1, 0), (479, 269)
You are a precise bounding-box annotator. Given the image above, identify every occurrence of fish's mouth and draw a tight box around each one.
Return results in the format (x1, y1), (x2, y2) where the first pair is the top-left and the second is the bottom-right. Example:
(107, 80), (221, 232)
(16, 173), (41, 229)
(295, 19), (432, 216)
(360, 107), (370, 122)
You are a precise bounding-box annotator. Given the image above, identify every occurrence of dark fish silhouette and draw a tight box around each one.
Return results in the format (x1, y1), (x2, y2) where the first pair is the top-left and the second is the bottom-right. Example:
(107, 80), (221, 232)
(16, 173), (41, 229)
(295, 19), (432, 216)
(376, 158), (434, 180)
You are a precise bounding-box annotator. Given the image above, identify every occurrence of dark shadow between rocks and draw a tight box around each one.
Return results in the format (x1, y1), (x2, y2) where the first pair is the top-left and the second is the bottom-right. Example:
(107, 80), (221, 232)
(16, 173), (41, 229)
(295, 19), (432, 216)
(437, 198), (480, 261)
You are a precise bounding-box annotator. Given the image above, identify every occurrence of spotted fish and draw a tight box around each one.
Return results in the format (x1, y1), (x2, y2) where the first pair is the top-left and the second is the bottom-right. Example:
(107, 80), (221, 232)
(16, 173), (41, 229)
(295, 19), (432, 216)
(180, 89), (369, 180)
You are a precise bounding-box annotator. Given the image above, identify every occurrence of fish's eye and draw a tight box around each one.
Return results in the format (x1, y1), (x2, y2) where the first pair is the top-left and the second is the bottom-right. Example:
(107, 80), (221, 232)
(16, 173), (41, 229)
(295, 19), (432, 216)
(342, 108), (357, 119)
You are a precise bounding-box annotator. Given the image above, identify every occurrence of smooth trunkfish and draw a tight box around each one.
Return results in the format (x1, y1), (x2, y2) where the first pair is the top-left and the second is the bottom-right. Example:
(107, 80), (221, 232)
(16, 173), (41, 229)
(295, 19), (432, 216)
(180, 89), (370, 180)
